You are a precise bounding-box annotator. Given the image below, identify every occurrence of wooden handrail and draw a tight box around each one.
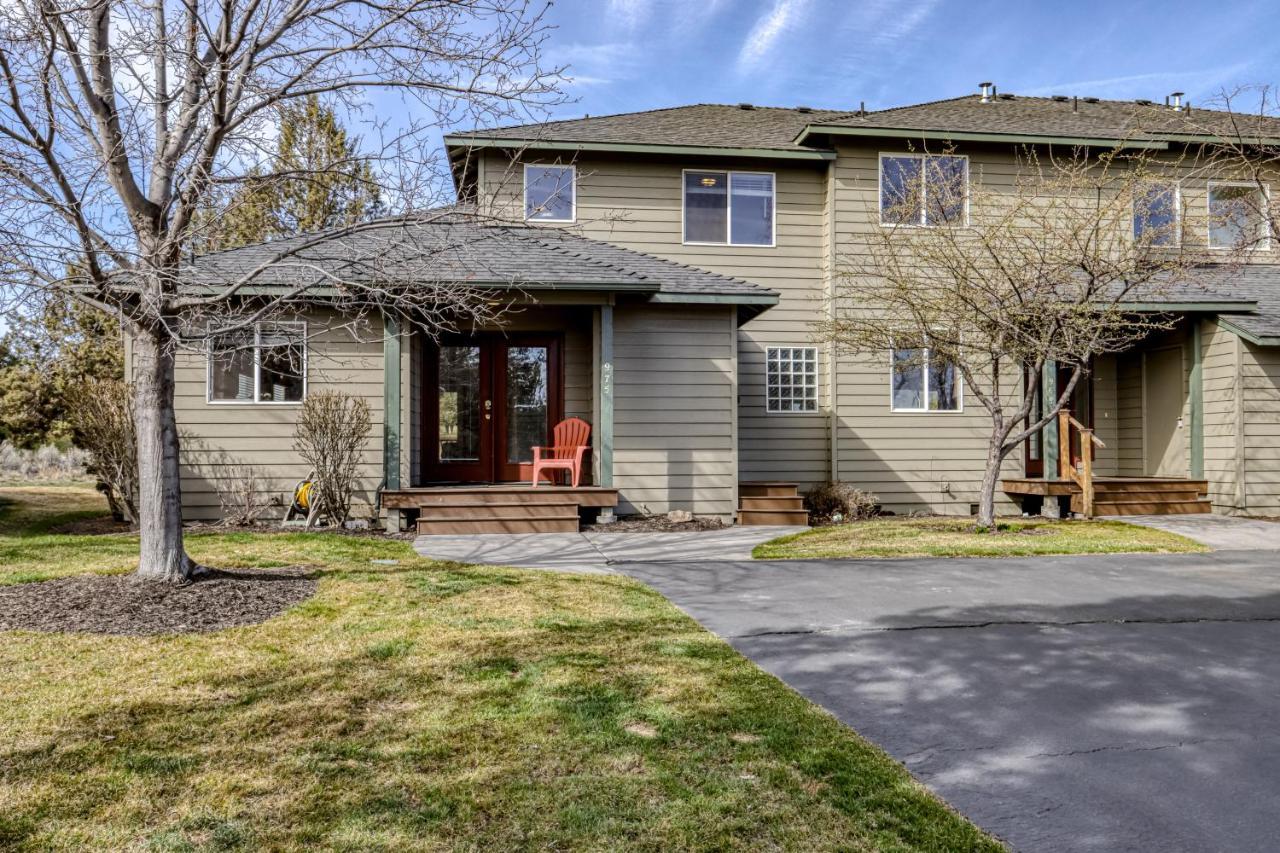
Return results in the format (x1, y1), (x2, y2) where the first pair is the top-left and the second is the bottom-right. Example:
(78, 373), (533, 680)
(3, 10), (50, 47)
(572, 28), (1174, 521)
(1058, 409), (1101, 518)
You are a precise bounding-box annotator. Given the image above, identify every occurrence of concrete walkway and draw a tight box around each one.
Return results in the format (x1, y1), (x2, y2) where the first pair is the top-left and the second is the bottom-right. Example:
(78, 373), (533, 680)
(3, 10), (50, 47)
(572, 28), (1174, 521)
(412, 525), (806, 572)
(1114, 513), (1280, 550)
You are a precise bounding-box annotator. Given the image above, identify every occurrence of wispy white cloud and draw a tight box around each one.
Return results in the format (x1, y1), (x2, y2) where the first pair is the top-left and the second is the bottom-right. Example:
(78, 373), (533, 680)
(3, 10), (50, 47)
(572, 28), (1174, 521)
(1021, 63), (1254, 99)
(607, 0), (651, 32)
(737, 0), (812, 72)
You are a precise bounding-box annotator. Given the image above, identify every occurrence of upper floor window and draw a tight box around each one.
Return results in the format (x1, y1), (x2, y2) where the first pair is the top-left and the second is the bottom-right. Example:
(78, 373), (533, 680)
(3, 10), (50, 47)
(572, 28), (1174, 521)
(891, 342), (961, 412)
(1208, 181), (1269, 250)
(524, 164), (575, 222)
(766, 346), (817, 413)
(1133, 181), (1180, 246)
(208, 322), (306, 404)
(880, 153), (968, 226)
(683, 170), (775, 246)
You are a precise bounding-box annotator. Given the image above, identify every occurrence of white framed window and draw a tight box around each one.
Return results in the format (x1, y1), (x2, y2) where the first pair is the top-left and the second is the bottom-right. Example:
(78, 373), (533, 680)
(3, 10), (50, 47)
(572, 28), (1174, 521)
(207, 321), (307, 404)
(1133, 181), (1181, 246)
(879, 153), (969, 226)
(682, 170), (776, 246)
(890, 343), (962, 412)
(766, 346), (817, 413)
(524, 164), (576, 222)
(1207, 180), (1270, 250)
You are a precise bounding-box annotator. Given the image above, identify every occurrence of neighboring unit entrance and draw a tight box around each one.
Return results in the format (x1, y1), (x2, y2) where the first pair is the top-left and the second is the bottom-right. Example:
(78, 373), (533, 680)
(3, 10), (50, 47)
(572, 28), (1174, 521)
(424, 334), (562, 483)
(1144, 345), (1188, 476)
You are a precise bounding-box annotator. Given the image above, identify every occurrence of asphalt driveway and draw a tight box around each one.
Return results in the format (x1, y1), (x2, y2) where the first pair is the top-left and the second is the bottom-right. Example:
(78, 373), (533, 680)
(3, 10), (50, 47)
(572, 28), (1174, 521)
(622, 551), (1280, 852)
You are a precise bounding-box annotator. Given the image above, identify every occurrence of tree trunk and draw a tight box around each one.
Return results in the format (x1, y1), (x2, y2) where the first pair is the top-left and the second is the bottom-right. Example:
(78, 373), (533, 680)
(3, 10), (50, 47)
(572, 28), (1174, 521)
(976, 435), (1005, 529)
(132, 329), (198, 582)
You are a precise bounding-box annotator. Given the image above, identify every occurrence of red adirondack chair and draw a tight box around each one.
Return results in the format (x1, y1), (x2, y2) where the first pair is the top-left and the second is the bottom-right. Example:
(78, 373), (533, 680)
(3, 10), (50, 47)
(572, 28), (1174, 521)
(531, 417), (591, 487)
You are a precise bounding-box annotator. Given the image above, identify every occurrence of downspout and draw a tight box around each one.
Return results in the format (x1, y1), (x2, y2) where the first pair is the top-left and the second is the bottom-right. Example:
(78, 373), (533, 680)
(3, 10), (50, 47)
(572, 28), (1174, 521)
(825, 157), (839, 481)
(1234, 330), (1247, 513)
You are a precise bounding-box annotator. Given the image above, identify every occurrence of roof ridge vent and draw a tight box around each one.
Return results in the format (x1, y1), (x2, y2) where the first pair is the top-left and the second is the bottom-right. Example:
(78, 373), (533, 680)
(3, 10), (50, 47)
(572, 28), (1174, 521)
(737, 102), (756, 110)
(998, 92), (1015, 100)
(1051, 95), (1069, 102)
(1083, 96), (1100, 104)
(795, 105), (813, 113)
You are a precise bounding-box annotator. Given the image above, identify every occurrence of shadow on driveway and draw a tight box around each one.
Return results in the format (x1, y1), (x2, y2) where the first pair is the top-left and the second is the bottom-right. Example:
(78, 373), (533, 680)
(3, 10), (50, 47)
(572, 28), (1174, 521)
(623, 552), (1280, 852)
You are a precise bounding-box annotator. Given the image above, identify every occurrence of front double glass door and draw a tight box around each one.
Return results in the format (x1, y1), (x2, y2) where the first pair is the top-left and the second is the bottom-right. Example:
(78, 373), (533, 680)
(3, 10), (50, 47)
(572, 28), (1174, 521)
(427, 335), (558, 482)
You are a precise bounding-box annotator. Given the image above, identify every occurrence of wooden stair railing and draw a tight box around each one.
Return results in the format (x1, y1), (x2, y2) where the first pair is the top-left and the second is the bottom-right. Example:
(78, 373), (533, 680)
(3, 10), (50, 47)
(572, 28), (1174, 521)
(1058, 410), (1106, 518)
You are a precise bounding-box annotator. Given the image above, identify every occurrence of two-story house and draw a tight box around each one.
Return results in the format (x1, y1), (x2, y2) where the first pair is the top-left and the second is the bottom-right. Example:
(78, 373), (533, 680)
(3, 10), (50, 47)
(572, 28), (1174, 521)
(164, 86), (1280, 533)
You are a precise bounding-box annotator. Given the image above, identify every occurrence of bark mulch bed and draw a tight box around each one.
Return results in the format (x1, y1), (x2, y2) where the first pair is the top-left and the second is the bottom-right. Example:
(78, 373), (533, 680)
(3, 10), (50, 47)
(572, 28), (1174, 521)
(0, 568), (317, 635)
(584, 515), (726, 533)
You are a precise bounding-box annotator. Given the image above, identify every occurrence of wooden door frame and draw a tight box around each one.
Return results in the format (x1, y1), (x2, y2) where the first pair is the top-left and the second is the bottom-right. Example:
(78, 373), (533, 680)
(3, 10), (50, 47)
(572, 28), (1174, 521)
(422, 332), (564, 484)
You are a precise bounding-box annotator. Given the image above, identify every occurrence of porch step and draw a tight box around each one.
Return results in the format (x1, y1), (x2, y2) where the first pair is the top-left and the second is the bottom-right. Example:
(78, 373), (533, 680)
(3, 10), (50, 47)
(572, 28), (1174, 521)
(740, 481), (803, 499)
(1093, 499), (1213, 516)
(1094, 479), (1209, 495)
(739, 496), (806, 511)
(737, 509), (811, 526)
(420, 500), (578, 519)
(737, 481), (809, 526)
(417, 514), (580, 535)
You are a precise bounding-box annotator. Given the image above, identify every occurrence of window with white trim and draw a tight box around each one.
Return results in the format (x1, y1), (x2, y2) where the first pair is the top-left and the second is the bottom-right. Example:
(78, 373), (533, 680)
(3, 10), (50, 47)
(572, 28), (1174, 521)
(524, 164), (575, 222)
(208, 322), (306, 403)
(683, 170), (775, 245)
(766, 347), (817, 413)
(880, 153), (968, 226)
(1208, 181), (1270, 249)
(1133, 181), (1180, 246)
(891, 343), (961, 412)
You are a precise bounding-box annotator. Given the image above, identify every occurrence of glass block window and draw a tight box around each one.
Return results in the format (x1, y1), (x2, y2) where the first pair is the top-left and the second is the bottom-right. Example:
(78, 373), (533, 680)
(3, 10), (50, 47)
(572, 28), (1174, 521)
(766, 346), (818, 413)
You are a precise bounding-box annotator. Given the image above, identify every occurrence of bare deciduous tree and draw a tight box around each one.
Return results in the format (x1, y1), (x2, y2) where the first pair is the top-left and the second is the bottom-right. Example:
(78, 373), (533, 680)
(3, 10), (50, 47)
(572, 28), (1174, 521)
(0, 0), (564, 581)
(819, 148), (1206, 528)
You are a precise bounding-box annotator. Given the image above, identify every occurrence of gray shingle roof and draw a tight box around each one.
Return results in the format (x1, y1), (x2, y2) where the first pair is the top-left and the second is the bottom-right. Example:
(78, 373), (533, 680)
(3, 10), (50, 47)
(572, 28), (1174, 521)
(1190, 264), (1280, 341)
(182, 213), (777, 302)
(812, 94), (1280, 144)
(448, 103), (850, 151)
(449, 96), (1280, 157)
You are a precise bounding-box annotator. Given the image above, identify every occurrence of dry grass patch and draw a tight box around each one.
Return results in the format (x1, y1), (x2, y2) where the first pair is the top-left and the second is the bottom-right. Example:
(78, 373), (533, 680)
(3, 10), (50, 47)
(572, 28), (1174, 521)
(755, 516), (1207, 560)
(0, 486), (1000, 851)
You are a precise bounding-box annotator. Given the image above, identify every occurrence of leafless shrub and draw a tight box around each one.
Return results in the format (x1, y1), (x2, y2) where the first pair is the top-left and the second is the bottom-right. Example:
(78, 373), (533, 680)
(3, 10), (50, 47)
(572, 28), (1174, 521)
(293, 391), (372, 527)
(0, 441), (87, 480)
(805, 481), (880, 523)
(219, 467), (270, 527)
(64, 379), (138, 523)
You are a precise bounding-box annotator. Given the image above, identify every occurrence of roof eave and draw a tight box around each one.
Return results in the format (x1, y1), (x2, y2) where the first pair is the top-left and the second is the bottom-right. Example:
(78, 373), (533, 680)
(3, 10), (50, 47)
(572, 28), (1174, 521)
(1117, 300), (1259, 313)
(1218, 316), (1280, 347)
(445, 135), (836, 162)
(795, 124), (1171, 150)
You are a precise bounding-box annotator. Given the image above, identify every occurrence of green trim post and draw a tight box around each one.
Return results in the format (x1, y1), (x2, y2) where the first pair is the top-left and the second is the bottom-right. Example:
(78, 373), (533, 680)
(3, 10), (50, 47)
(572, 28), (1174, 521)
(1190, 321), (1205, 478)
(598, 305), (614, 488)
(1043, 361), (1059, 481)
(383, 316), (401, 491)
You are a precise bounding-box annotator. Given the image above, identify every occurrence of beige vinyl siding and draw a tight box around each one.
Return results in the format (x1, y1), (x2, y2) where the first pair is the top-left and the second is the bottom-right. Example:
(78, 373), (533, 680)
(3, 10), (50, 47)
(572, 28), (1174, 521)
(483, 152), (831, 491)
(612, 304), (737, 518)
(1240, 340), (1280, 513)
(1201, 319), (1242, 511)
(1115, 352), (1145, 476)
(171, 310), (385, 521)
(1091, 355), (1120, 477)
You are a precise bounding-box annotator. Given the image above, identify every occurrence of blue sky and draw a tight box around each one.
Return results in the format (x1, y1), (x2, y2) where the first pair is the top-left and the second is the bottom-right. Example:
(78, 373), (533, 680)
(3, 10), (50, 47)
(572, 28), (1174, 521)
(519, 0), (1279, 123)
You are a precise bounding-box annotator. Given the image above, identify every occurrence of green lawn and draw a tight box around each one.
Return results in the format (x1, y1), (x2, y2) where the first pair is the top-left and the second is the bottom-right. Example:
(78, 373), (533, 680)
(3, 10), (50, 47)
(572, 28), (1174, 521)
(0, 486), (1000, 852)
(754, 516), (1207, 560)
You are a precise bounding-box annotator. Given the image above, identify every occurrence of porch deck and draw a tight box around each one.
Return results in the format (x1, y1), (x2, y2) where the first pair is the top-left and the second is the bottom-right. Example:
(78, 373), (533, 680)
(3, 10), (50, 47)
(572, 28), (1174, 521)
(1002, 477), (1211, 516)
(383, 484), (619, 535)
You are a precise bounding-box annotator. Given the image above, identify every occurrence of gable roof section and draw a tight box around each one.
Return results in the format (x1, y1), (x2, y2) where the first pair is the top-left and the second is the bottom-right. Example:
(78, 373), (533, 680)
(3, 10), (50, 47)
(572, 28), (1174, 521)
(446, 104), (849, 160)
(800, 95), (1280, 148)
(181, 213), (778, 305)
(1192, 265), (1280, 345)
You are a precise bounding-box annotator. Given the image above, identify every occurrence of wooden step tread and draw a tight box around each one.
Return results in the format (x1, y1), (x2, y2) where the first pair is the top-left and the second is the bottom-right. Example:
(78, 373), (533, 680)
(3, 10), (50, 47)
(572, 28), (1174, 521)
(417, 515), (580, 535)
(421, 502), (578, 519)
(1093, 500), (1213, 516)
(738, 509), (810, 526)
(739, 496), (806, 511)
(739, 482), (801, 498)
